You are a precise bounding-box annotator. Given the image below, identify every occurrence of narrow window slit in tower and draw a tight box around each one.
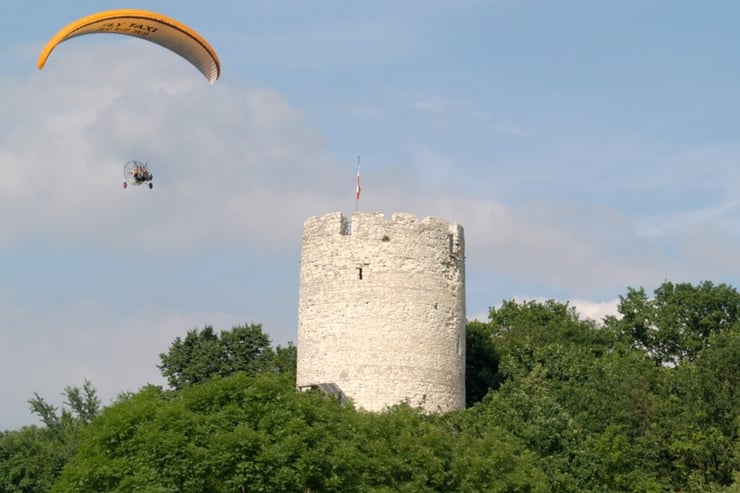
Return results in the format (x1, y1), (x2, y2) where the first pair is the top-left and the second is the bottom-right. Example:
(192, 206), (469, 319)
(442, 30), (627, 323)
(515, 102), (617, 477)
(357, 267), (363, 280)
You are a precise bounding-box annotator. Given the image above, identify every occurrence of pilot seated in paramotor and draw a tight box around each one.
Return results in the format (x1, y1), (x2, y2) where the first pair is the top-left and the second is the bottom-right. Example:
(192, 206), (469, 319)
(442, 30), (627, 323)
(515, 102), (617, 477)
(123, 160), (154, 189)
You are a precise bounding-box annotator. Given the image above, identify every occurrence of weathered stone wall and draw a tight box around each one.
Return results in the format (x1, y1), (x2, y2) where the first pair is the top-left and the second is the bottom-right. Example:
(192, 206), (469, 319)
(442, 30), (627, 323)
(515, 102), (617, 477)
(296, 211), (466, 412)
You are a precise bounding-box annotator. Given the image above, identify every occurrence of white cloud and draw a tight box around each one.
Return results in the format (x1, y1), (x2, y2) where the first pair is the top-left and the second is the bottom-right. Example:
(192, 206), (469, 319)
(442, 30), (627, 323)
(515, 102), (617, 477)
(350, 178), (740, 301)
(413, 97), (449, 115)
(345, 103), (387, 119)
(412, 96), (492, 123)
(494, 123), (532, 137)
(570, 298), (621, 322)
(424, 197), (668, 295)
(467, 310), (490, 323)
(0, 40), (349, 254)
(467, 296), (620, 325)
(637, 197), (740, 238)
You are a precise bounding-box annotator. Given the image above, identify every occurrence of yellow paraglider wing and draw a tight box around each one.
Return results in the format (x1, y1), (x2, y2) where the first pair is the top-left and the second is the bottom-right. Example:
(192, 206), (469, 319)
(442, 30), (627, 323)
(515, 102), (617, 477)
(37, 9), (221, 83)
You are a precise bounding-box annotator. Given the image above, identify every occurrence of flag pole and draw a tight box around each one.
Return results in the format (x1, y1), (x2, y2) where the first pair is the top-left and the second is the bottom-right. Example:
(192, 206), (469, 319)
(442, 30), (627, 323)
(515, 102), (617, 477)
(355, 155), (361, 212)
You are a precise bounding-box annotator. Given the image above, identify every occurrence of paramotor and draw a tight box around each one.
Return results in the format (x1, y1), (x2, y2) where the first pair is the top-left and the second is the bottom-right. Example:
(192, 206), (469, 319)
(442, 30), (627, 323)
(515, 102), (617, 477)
(123, 160), (153, 189)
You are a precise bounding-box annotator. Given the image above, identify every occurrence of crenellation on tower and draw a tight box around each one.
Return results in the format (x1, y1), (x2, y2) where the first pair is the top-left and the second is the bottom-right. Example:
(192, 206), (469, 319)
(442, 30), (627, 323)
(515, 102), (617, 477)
(297, 211), (466, 413)
(302, 211), (351, 237)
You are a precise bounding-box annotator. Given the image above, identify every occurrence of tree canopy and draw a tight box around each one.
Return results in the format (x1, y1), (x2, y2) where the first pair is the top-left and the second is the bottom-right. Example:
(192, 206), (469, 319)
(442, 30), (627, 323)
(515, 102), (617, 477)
(605, 280), (740, 366)
(51, 373), (547, 493)
(1, 281), (738, 492)
(158, 323), (296, 390)
(0, 380), (102, 492)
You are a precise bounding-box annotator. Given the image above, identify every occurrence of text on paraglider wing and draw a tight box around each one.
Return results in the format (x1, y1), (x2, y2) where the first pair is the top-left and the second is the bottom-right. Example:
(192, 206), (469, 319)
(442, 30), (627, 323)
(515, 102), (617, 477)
(99, 22), (159, 36)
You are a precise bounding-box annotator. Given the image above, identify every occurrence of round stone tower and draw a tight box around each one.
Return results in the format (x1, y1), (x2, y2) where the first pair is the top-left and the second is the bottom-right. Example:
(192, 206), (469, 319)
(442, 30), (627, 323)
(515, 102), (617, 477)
(296, 211), (466, 413)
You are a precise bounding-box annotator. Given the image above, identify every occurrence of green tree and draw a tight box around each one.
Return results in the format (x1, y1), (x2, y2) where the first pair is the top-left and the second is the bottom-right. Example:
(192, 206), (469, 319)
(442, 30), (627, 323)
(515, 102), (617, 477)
(53, 374), (362, 492)
(663, 324), (740, 489)
(269, 341), (298, 378)
(54, 373), (552, 493)
(0, 426), (68, 493)
(7, 287), (738, 492)
(468, 298), (677, 491)
(158, 323), (294, 389)
(0, 380), (101, 492)
(485, 298), (609, 381)
(465, 320), (502, 406)
(606, 281), (740, 366)
(472, 291), (740, 492)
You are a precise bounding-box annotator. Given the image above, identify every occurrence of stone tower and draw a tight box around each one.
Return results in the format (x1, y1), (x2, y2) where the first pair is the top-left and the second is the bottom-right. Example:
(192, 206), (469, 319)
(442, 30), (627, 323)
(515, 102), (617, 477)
(296, 211), (466, 412)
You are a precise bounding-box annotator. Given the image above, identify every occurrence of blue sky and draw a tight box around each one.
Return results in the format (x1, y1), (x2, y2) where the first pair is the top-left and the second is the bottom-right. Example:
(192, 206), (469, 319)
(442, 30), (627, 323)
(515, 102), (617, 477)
(2, 0), (740, 429)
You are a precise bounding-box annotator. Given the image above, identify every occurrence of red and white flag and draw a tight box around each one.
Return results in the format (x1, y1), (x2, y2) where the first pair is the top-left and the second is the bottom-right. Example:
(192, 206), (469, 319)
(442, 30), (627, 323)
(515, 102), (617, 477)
(355, 161), (361, 201)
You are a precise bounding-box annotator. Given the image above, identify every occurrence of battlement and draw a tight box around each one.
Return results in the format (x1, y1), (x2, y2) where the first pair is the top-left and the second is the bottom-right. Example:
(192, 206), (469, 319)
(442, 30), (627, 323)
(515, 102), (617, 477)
(302, 211), (464, 257)
(303, 212), (351, 236)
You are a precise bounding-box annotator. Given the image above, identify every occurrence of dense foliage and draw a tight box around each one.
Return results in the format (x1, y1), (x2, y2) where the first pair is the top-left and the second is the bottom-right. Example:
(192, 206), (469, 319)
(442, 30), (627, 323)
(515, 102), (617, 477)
(1, 282), (738, 492)
(49, 374), (546, 492)
(0, 380), (101, 492)
(158, 323), (296, 389)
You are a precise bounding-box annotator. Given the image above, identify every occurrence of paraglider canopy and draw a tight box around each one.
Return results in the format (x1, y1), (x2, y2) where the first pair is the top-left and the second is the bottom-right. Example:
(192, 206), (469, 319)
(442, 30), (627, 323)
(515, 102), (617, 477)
(38, 9), (221, 83)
